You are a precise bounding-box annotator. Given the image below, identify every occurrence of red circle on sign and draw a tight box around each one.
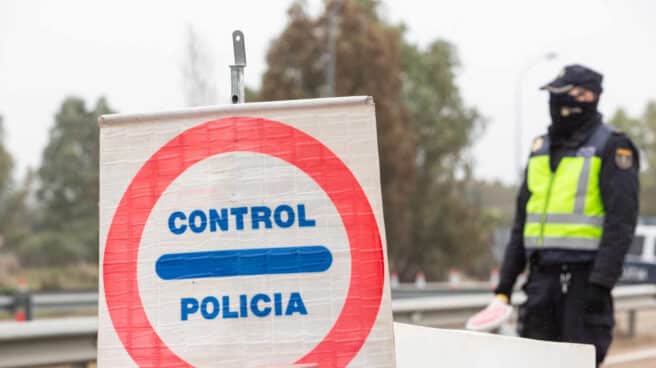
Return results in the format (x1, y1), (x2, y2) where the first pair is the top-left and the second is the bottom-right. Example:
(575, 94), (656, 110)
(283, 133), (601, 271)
(103, 117), (385, 367)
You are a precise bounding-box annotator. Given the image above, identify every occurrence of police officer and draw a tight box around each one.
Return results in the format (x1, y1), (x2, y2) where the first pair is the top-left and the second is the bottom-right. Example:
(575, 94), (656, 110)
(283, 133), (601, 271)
(494, 64), (639, 366)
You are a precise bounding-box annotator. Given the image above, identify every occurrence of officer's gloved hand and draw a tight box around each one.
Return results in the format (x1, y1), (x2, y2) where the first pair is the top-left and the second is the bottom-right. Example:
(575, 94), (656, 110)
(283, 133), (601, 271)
(584, 283), (610, 314)
(465, 294), (513, 332)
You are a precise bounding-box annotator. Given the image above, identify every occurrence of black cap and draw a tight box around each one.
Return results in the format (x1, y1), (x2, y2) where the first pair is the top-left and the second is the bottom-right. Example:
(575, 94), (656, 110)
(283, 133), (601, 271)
(541, 64), (603, 95)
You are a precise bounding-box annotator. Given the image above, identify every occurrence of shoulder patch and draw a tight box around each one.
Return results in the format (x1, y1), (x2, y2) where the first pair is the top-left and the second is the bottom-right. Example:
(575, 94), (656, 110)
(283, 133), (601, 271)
(615, 148), (633, 169)
(531, 137), (544, 152)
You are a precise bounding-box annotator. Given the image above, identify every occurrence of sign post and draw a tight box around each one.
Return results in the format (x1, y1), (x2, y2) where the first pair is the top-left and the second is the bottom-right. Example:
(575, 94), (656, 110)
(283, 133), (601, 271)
(98, 96), (395, 367)
(230, 30), (246, 104)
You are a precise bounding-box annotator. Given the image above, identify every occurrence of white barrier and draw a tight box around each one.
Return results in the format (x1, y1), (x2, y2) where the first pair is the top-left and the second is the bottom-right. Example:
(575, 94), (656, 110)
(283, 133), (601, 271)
(394, 322), (595, 367)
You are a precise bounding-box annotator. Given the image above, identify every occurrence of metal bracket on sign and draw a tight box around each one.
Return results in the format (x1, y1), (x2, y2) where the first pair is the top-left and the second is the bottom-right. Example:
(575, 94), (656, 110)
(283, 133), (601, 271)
(230, 30), (247, 104)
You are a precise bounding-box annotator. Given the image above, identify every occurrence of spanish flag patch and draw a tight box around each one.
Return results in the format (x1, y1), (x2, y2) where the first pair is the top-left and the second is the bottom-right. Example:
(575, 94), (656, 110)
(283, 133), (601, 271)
(615, 148), (633, 170)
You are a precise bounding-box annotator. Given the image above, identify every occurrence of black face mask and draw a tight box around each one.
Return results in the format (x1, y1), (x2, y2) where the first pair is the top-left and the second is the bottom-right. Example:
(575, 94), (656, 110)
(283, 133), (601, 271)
(549, 92), (599, 138)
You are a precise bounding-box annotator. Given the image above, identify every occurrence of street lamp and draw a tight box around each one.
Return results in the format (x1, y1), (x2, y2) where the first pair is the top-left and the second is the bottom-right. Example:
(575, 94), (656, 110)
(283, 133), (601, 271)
(514, 52), (557, 184)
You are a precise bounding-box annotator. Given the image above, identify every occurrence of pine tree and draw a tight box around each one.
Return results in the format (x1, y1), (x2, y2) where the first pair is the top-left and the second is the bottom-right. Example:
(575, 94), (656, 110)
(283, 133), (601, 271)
(256, 0), (491, 279)
(22, 97), (112, 266)
(260, 0), (417, 274)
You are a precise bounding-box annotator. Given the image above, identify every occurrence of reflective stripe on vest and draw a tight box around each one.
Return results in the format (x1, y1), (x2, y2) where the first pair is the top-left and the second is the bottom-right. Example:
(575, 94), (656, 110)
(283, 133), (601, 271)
(523, 124), (612, 251)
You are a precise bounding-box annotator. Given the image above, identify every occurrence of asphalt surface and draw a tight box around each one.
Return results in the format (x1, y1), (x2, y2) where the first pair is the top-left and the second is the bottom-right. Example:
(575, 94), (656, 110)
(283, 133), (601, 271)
(604, 310), (656, 367)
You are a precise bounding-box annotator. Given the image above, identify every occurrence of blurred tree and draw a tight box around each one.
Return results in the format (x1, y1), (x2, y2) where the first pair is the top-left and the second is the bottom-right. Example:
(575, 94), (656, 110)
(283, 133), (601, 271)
(0, 116), (35, 269)
(244, 86), (262, 102)
(260, 2), (325, 100)
(610, 101), (656, 215)
(400, 40), (490, 279)
(470, 179), (517, 225)
(259, 0), (491, 280)
(181, 25), (217, 106)
(0, 115), (15, 249)
(19, 97), (112, 266)
(260, 0), (417, 278)
(0, 116), (11, 195)
(0, 171), (34, 260)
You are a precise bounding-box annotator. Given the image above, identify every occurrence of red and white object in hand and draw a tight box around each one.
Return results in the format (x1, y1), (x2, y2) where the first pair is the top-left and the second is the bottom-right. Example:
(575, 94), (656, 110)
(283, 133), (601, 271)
(466, 296), (513, 332)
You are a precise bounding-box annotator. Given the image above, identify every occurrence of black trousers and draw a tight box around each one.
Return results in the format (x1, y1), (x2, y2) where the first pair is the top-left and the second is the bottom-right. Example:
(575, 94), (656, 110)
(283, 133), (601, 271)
(517, 263), (614, 366)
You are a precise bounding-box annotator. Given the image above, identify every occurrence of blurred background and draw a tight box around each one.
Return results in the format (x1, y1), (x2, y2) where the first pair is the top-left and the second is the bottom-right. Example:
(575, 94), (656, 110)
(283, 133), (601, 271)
(0, 0), (655, 366)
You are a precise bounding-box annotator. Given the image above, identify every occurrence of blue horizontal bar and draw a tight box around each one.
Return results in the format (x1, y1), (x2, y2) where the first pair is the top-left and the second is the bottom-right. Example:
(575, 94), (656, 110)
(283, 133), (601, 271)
(155, 246), (333, 280)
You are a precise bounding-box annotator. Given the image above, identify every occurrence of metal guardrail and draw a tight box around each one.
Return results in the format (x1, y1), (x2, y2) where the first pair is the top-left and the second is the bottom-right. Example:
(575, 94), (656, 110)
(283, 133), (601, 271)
(0, 317), (96, 368)
(0, 291), (98, 320)
(32, 291), (98, 311)
(0, 283), (490, 318)
(0, 285), (654, 367)
(2, 283), (655, 319)
(392, 284), (656, 336)
(0, 295), (12, 309)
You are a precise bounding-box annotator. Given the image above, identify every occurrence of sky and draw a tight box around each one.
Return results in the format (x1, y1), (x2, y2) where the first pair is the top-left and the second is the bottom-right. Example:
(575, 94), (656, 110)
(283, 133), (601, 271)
(1, 0), (655, 184)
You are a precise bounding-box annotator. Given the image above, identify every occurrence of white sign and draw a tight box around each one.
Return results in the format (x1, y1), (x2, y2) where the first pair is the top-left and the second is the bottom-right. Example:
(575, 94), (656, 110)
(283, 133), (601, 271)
(394, 323), (594, 367)
(98, 97), (395, 367)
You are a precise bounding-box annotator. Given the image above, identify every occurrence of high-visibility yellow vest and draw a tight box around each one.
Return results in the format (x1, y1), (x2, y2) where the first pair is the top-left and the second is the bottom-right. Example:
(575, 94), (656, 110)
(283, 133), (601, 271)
(524, 124), (612, 251)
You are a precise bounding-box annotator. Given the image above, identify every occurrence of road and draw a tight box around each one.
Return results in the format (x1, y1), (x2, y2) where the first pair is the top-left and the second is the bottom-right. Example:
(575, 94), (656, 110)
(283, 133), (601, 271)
(605, 310), (656, 367)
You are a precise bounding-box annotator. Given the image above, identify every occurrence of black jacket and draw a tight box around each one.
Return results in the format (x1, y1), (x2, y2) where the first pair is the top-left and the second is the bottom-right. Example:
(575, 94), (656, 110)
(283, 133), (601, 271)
(495, 114), (640, 298)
